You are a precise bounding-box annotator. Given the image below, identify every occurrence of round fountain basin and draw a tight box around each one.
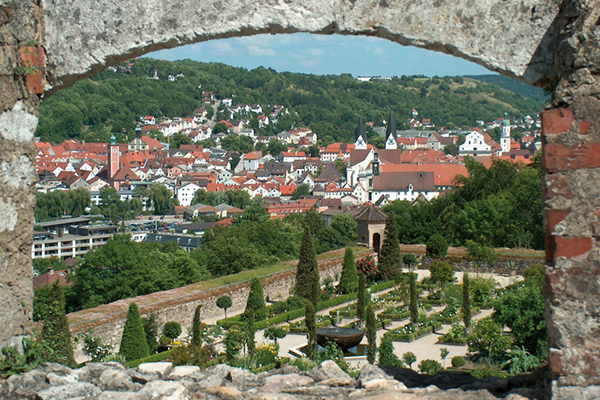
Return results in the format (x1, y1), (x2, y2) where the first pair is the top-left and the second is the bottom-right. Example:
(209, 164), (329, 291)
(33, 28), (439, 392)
(317, 327), (364, 351)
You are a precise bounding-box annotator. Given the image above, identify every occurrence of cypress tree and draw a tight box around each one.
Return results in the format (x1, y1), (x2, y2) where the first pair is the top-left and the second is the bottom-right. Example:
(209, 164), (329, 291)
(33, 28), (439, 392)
(463, 272), (472, 332)
(295, 227), (320, 305)
(366, 303), (377, 364)
(142, 312), (159, 354)
(41, 281), (75, 366)
(191, 305), (203, 347)
(119, 302), (149, 362)
(357, 272), (367, 323)
(378, 214), (401, 280)
(409, 272), (418, 325)
(246, 309), (256, 357)
(305, 300), (317, 358)
(338, 247), (358, 294)
(244, 277), (267, 321)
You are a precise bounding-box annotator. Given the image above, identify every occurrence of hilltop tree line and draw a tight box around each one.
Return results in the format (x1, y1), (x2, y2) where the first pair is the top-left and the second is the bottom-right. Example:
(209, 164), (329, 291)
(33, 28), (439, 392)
(383, 155), (543, 250)
(37, 58), (545, 144)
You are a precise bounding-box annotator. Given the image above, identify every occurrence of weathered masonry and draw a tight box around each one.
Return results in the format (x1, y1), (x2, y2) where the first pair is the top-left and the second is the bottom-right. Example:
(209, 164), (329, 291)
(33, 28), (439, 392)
(0, 0), (598, 398)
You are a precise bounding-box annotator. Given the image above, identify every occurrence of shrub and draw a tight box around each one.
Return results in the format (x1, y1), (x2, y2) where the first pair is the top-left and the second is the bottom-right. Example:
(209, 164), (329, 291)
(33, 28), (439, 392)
(524, 263), (544, 280)
(378, 336), (404, 368)
(254, 343), (279, 367)
(290, 357), (316, 371)
(314, 341), (350, 375)
(0, 337), (53, 377)
(419, 359), (443, 375)
(426, 234), (448, 259)
(163, 322), (182, 341)
(224, 325), (244, 361)
(142, 312), (160, 354)
(119, 302), (149, 362)
(402, 352), (417, 369)
(77, 330), (114, 362)
(356, 256), (378, 281)
(429, 261), (454, 288)
(451, 355), (466, 368)
(170, 344), (216, 366)
(365, 303), (377, 364)
(470, 277), (497, 306)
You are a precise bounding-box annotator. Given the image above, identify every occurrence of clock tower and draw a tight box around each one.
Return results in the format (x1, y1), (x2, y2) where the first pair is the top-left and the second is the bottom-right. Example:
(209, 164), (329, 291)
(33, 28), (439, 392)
(109, 134), (119, 178)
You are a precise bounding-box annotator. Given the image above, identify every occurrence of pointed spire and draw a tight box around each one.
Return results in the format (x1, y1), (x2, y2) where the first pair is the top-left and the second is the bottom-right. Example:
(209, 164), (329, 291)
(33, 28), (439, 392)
(355, 116), (367, 150)
(355, 116), (366, 143)
(386, 112), (396, 139)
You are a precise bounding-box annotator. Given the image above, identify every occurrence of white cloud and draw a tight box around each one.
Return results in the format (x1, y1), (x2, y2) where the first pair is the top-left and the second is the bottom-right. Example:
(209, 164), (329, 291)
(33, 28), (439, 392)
(210, 41), (235, 53)
(246, 45), (276, 57)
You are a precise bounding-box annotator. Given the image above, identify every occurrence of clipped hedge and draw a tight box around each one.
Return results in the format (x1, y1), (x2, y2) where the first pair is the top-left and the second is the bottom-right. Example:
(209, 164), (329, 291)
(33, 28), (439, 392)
(288, 319), (332, 333)
(378, 310), (410, 321)
(384, 321), (443, 342)
(217, 281), (394, 330)
(129, 349), (173, 368)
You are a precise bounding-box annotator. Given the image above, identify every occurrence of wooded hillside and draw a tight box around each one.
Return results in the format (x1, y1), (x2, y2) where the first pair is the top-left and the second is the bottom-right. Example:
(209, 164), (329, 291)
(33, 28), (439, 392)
(37, 58), (546, 144)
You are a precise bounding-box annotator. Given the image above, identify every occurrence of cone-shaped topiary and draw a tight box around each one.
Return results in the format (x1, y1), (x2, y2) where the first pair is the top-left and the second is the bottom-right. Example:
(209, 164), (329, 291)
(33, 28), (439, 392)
(244, 277), (268, 321)
(338, 248), (358, 294)
(119, 302), (149, 362)
(378, 214), (401, 280)
(295, 227), (320, 305)
(426, 234), (448, 259)
(366, 303), (377, 364)
(41, 281), (75, 366)
(191, 305), (203, 347)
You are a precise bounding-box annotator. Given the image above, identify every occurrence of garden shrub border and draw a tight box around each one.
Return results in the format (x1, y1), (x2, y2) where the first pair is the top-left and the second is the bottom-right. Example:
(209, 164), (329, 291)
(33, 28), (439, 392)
(384, 321), (443, 342)
(217, 281), (396, 330)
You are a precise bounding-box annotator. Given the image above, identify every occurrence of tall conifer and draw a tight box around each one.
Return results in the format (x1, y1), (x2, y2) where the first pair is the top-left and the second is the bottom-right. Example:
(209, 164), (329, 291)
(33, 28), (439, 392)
(295, 227), (320, 305)
(366, 303), (377, 364)
(409, 272), (418, 325)
(357, 272), (367, 323)
(378, 214), (401, 280)
(191, 305), (203, 347)
(119, 302), (149, 361)
(41, 281), (75, 366)
(338, 247), (358, 294)
(463, 272), (472, 332)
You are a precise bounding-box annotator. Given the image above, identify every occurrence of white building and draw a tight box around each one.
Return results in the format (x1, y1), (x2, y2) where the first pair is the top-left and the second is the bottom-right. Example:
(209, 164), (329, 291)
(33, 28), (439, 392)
(176, 182), (201, 207)
(371, 171), (439, 204)
(459, 130), (493, 156)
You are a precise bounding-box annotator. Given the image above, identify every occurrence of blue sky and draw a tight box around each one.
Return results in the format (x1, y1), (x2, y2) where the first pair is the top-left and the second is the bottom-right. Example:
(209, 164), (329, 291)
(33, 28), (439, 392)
(148, 33), (492, 77)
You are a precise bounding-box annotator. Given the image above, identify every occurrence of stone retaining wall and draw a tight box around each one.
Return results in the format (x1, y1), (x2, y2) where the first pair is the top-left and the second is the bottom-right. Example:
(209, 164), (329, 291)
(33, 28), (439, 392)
(68, 249), (372, 354)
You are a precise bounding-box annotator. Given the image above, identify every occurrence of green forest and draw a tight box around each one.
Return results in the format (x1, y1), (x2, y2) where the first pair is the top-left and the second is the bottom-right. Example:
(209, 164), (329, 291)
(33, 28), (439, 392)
(45, 207), (357, 313)
(37, 58), (545, 144)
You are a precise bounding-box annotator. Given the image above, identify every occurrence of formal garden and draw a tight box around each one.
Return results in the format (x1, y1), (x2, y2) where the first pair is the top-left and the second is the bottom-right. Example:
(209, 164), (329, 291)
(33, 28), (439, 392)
(2, 211), (547, 382)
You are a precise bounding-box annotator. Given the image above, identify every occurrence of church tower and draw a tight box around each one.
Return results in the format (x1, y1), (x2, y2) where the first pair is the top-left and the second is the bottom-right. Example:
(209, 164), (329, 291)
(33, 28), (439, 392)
(501, 113), (511, 154)
(354, 116), (367, 150)
(385, 111), (398, 149)
(108, 134), (119, 178)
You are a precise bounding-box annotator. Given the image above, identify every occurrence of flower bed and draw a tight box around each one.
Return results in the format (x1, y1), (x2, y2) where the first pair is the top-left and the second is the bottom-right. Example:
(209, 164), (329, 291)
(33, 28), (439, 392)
(384, 320), (443, 342)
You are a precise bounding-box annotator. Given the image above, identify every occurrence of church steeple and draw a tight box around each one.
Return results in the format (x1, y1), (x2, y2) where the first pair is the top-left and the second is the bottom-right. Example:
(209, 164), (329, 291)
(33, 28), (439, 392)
(385, 111), (397, 150)
(354, 116), (367, 150)
(501, 112), (511, 153)
(135, 124), (142, 139)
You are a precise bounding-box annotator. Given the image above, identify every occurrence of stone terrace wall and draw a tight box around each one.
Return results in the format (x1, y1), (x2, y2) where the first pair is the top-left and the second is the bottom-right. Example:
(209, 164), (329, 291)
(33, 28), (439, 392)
(68, 248), (372, 353)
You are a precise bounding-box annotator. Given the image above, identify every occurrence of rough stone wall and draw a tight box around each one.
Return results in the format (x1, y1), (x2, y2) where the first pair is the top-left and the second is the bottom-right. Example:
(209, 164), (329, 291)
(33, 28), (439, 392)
(40, 0), (562, 94)
(69, 250), (369, 356)
(0, 0), (45, 349)
(540, 1), (600, 398)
